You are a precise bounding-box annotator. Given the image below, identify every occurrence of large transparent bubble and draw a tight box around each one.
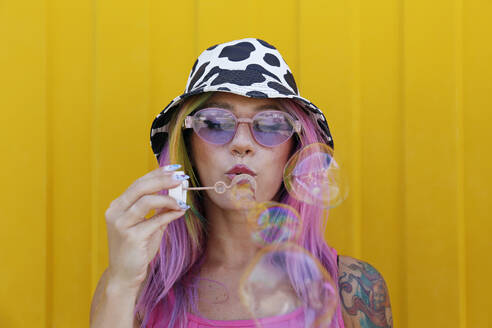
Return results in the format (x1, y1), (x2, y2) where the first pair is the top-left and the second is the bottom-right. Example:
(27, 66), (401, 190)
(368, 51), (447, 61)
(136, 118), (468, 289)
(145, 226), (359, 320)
(246, 202), (302, 246)
(239, 243), (338, 328)
(284, 143), (348, 208)
(229, 174), (257, 209)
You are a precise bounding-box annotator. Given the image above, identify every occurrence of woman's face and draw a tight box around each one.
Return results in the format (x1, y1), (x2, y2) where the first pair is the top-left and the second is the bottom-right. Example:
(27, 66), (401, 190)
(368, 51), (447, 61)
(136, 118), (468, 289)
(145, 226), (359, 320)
(189, 92), (295, 210)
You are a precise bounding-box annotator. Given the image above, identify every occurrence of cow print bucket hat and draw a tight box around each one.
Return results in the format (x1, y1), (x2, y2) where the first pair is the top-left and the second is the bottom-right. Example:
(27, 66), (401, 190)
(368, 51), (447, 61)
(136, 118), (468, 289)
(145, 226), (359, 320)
(150, 37), (334, 162)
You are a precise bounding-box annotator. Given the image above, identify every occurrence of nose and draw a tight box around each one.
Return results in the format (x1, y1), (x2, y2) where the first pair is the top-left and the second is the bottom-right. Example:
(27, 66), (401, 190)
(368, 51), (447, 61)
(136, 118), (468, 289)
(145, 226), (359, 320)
(229, 122), (256, 157)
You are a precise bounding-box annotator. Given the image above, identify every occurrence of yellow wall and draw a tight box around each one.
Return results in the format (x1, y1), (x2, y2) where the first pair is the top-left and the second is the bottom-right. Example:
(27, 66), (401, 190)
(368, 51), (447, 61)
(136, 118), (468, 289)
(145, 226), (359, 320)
(1, 0), (490, 327)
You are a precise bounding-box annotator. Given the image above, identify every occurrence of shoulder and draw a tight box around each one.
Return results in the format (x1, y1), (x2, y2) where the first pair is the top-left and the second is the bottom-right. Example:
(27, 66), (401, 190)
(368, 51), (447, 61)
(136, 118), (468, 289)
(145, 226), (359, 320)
(337, 255), (393, 328)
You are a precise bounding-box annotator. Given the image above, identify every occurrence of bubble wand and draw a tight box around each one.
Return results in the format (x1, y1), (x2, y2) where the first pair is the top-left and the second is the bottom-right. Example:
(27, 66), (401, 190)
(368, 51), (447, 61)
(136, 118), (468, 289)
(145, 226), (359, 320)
(169, 173), (257, 203)
(184, 174), (257, 194)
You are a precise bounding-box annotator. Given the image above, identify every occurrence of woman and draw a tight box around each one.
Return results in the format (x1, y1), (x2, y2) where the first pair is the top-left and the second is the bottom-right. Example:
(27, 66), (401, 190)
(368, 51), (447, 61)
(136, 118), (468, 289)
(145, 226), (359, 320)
(90, 38), (393, 328)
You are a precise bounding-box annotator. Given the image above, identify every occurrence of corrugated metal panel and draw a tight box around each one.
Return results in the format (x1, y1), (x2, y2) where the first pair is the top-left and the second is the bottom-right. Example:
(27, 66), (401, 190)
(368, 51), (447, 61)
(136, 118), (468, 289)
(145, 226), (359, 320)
(1, 0), (490, 327)
(1, 0), (48, 327)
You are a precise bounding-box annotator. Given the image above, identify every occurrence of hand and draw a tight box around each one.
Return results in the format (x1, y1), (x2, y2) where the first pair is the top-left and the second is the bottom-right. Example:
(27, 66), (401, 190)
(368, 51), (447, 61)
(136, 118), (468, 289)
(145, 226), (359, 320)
(104, 165), (190, 290)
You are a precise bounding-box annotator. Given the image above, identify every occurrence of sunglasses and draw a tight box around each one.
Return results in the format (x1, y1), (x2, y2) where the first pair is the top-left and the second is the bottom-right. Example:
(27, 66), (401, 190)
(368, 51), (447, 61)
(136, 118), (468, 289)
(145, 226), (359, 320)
(183, 107), (301, 147)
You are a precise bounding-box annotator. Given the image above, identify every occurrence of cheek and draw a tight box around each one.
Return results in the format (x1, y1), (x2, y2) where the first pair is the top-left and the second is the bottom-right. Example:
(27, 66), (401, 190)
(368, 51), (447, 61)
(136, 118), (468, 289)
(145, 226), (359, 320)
(190, 134), (211, 182)
(258, 141), (294, 200)
(190, 134), (227, 187)
(273, 140), (295, 175)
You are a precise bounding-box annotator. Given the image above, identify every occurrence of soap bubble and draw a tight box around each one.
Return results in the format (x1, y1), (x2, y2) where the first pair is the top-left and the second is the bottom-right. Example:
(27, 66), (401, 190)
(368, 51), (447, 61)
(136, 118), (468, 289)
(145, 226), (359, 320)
(246, 202), (302, 246)
(229, 174), (258, 209)
(284, 143), (348, 208)
(239, 243), (338, 327)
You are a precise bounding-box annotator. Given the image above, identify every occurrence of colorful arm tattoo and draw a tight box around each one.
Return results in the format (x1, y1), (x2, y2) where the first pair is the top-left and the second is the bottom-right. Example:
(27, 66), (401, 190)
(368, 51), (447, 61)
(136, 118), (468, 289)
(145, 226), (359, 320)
(338, 259), (393, 328)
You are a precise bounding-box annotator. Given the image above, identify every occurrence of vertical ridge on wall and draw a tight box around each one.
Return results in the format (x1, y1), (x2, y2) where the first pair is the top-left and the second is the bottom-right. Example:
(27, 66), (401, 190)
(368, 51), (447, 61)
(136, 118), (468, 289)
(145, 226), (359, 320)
(146, 1), (152, 176)
(300, 0), (354, 257)
(349, 0), (362, 259)
(404, 0), (461, 326)
(359, 0), (404, 326)
(464, 1), (492, 327)
(94, 0), (152, 292)
(194, 0), (200, 57)
(398, 0), (408, 326)
(45, 0), (97, 323)
(295, 0), (301, 82)
(90, 0), (100, 300)
(39, 0), (99, 325)
(45, 0), (54, 326)
(0, 0), (49, 326)
(454, 0), (467, 327)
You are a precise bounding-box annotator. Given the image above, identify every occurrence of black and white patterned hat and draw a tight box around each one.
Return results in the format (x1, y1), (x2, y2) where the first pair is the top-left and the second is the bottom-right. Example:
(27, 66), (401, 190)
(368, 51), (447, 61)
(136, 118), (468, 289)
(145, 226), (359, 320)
(150, 37), (334, 162)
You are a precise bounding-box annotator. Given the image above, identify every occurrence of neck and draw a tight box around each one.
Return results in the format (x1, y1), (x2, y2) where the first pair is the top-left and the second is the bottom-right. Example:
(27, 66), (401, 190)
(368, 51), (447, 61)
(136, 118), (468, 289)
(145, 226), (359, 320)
(202, 200), (260, 270)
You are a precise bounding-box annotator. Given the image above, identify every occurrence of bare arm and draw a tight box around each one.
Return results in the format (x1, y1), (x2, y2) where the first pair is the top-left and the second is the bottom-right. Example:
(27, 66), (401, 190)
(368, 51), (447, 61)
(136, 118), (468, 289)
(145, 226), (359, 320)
(90, 165), (188, 328)
(338, 256), (393, 328)
(90, 268), (142, 328)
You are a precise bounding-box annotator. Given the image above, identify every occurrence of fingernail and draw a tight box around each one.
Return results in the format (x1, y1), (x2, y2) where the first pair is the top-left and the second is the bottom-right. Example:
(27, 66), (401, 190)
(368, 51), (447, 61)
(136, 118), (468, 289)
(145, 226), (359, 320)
(173, 174), (190, 181)
(177, 200), (190, 210)
(163, 164), (181, 172)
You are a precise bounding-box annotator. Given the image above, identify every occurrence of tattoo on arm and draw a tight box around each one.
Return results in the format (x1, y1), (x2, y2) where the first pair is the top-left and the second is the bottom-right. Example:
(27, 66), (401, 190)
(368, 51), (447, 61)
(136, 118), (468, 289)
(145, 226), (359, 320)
(339, 260), (393, 328)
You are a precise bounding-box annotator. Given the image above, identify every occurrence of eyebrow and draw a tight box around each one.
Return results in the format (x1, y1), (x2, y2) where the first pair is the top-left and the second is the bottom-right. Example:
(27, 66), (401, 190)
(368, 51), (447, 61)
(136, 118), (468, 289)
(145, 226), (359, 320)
(200, 101), (283, 112)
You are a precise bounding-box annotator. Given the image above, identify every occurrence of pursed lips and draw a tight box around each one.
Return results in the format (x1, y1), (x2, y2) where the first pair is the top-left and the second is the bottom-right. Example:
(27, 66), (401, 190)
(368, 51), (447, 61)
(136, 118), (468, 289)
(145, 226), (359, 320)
(225, 164), (257, 180)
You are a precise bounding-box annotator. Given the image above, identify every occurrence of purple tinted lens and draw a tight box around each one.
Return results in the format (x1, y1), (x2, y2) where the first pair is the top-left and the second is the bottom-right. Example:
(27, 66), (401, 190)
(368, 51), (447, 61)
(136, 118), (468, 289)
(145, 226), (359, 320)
(193, 108), (236, 144)
(253, 111), (294, 147)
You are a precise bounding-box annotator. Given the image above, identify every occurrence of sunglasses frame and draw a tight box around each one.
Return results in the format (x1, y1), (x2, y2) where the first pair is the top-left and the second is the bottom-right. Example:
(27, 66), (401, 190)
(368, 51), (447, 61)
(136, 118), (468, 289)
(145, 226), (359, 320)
(183, 107), (302, 147)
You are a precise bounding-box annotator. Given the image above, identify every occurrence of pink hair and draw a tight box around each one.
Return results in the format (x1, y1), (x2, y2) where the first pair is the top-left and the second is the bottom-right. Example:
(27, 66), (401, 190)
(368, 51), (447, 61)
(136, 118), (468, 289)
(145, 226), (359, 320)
(134, 96), (343, 328)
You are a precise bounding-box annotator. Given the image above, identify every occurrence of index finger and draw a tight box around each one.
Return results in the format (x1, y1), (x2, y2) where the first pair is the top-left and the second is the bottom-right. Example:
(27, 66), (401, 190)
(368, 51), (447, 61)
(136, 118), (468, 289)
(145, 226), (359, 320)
(123, 164), (182, 183)
(145, 164), (183, 179)
(114, 164), (186, 211)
